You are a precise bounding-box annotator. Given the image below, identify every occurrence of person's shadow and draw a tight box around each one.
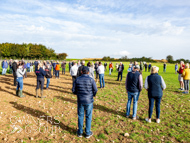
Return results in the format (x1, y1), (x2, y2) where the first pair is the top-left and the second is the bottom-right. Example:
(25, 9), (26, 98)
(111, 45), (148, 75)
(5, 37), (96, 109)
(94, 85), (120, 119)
(55, 96), (125, 117)
(9, 102), (76, 134)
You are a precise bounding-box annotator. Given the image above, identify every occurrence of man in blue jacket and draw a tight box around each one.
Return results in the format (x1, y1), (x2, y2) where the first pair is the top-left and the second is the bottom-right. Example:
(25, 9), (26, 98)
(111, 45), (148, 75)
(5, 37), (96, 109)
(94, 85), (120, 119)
(2, 59), (8, 75)
(72, 66), (98, 139)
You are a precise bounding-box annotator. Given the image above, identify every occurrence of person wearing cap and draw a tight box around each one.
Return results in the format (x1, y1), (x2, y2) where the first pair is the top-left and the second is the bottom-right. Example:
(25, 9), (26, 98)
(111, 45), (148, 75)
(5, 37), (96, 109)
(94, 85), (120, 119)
(77, 61), (85, 77)
(144, 66), (166, 123)
(97, 62), (105, 88)
(117, 62), (124, 81)
(72, 66), (98, 139)
(70, 62), (78, 83)
(125, 65), (143, 120)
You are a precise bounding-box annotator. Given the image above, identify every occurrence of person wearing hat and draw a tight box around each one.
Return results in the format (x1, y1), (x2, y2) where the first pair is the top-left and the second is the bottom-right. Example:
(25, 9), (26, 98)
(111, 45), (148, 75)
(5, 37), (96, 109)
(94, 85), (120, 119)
(144, 66), (166, 123)
(125, 65), (143, 120)
(72, 66), (98, 139)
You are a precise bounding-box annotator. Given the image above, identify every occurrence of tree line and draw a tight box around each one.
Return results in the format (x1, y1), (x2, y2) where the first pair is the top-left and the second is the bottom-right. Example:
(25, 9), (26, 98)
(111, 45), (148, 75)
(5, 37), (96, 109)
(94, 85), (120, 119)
(0, 43), (68, 60)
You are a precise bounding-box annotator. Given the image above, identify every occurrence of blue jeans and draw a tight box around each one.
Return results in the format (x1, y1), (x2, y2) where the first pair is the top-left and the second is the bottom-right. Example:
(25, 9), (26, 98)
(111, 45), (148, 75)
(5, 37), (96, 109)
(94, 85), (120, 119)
(46, 78), (50, 88)
(62, 68), (65, 74)
(16, 77), (23, 90)
(109, 68), (112, 75)
(126, 91), (139, 118)
(2, 68), (7, 75)
(55, 70), (59, 78)
(77, 103), (93, 135)
(148, 96), (162, 119)
(99, 74), (105, 88)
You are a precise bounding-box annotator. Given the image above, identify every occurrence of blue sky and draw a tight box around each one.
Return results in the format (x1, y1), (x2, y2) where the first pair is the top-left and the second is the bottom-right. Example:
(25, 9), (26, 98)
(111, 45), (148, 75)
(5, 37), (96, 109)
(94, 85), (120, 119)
(0, 0), (190, 60)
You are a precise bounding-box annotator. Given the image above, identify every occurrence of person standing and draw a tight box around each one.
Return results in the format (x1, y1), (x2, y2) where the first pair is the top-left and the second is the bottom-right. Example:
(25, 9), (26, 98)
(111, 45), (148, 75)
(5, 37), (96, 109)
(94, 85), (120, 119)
(144, 63), (148, 72)
(104, 62), (107, 71)
(94, 61), (99, 83)
(52, 61), (56, 76)
(1, 59), (8, 75)
(72, 67), (98, 138)
(9, 59), (13, 74)
(175, 63), (178, 74)
(77, 61), (85, 77)
(115, 63), (119, 71)
(23, 61), (27, 78)
(109, 62), (113, 75)
(148, 63), (152, 72)
(35, 63), (46, 98)
(30, 61), (34, 72)
(70, 62), (78, 83)
(178, 61), (185, 91)
(87, 62), (94, 78)
(145, 66), (166, 123)
(163, 62), (167, 72)
(12, 60), (18, 86)
(16, 62), (26, 98)
(69, 61), (72, 72)
(34, 59), (38, 71)
(117, 62), (124, 81)
(26, 62), (30, 73)
(140, 62), (143, 73)
(61, 61), (66, 75)
(97, 62), (105, 88)
(182, 63), (190, 94)
(45, 65), (52, 90)
(125, 65), (143, 120)
(55, 61), (60, 79)
(128, 65), (132, 72)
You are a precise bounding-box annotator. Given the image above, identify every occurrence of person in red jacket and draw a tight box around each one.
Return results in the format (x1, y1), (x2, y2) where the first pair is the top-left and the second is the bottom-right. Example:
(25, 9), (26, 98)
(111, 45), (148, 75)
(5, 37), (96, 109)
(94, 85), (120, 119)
(55, 61), (60, 79)
(178, 61), (185, 90)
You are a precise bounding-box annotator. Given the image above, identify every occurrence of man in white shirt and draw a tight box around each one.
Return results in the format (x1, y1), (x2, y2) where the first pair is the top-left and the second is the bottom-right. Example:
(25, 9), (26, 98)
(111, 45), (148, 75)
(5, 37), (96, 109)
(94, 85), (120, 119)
(70, 62), (78, 83)
(97, 62), (105, 88)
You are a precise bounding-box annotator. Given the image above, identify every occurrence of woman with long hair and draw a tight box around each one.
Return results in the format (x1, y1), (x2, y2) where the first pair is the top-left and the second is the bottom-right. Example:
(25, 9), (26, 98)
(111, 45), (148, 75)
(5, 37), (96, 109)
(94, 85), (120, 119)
(16, 62), (26, 98)
(35, 63), (46, 98)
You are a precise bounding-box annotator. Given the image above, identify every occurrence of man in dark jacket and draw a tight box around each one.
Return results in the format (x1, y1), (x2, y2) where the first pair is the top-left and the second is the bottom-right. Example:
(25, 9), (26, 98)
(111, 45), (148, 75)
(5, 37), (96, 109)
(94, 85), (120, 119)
(12, 60), (18, 86)
(125, 65), (143, 120)
(34, 59), (38, 71)
(9, 59), (13, 74)
(117, 62), (124, 81)
(72, 66), (98, 139)
(61, 61), (66, 75)
(77, 61), (85, 77)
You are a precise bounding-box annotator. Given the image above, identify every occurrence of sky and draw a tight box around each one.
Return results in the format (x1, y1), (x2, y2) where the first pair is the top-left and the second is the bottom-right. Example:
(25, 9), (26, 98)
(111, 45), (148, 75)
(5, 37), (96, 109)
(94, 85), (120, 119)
(0, 0), (190, 60)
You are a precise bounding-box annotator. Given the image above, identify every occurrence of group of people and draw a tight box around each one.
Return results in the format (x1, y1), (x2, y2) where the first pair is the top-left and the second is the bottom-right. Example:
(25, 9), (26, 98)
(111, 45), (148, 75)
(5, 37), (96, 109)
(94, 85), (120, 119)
(177, 61), (190, 94)
(1, 58), (190, 139)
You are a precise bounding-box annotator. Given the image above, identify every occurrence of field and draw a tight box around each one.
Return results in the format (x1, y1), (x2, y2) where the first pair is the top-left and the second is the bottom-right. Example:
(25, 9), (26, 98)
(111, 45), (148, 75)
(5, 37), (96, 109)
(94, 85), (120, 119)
(0, 62), (189, 143)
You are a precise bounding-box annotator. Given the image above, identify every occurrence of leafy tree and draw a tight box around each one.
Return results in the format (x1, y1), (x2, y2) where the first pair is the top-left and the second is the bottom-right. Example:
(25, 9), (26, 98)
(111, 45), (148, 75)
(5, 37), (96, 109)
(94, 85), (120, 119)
(166, 55), (174, 63)
(57, 53), (68, 60)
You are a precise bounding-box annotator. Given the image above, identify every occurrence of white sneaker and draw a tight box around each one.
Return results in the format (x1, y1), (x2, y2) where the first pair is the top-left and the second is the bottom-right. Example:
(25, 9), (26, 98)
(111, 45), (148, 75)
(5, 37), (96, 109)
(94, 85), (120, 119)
(145, 118), (151, 123)
(156, 119), (160, 123)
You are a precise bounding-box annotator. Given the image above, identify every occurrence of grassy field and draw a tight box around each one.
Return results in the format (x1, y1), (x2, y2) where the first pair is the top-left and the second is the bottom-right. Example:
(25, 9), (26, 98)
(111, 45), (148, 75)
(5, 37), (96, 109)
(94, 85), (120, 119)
(0, 61), (189, 142)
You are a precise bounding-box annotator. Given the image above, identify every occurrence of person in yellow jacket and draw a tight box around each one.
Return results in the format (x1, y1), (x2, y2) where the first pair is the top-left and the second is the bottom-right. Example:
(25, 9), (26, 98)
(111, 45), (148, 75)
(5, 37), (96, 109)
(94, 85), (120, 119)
(182, 63), (190, 94)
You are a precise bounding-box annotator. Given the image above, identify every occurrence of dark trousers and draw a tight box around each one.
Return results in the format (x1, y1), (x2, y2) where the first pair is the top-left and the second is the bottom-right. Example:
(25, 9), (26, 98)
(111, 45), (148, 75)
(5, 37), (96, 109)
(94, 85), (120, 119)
(72, 76), (77, 83)
(184, 80), (189, 90)
(24, 70), (27, 78)
(13, 72), (17, 86)
(96, 72), (99, 79)
(117, 72), (123, 81)
(53, 68), (55, 76)
(36, 78), (44, 90)
(148, 96), (162, 119)
(145, 67), (147, 72)
(62, 68), (65, 74)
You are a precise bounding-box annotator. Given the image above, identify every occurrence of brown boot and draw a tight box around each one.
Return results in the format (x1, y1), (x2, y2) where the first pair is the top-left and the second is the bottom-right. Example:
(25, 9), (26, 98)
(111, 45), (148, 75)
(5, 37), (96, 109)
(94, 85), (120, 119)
(41, 90), (46, 98)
